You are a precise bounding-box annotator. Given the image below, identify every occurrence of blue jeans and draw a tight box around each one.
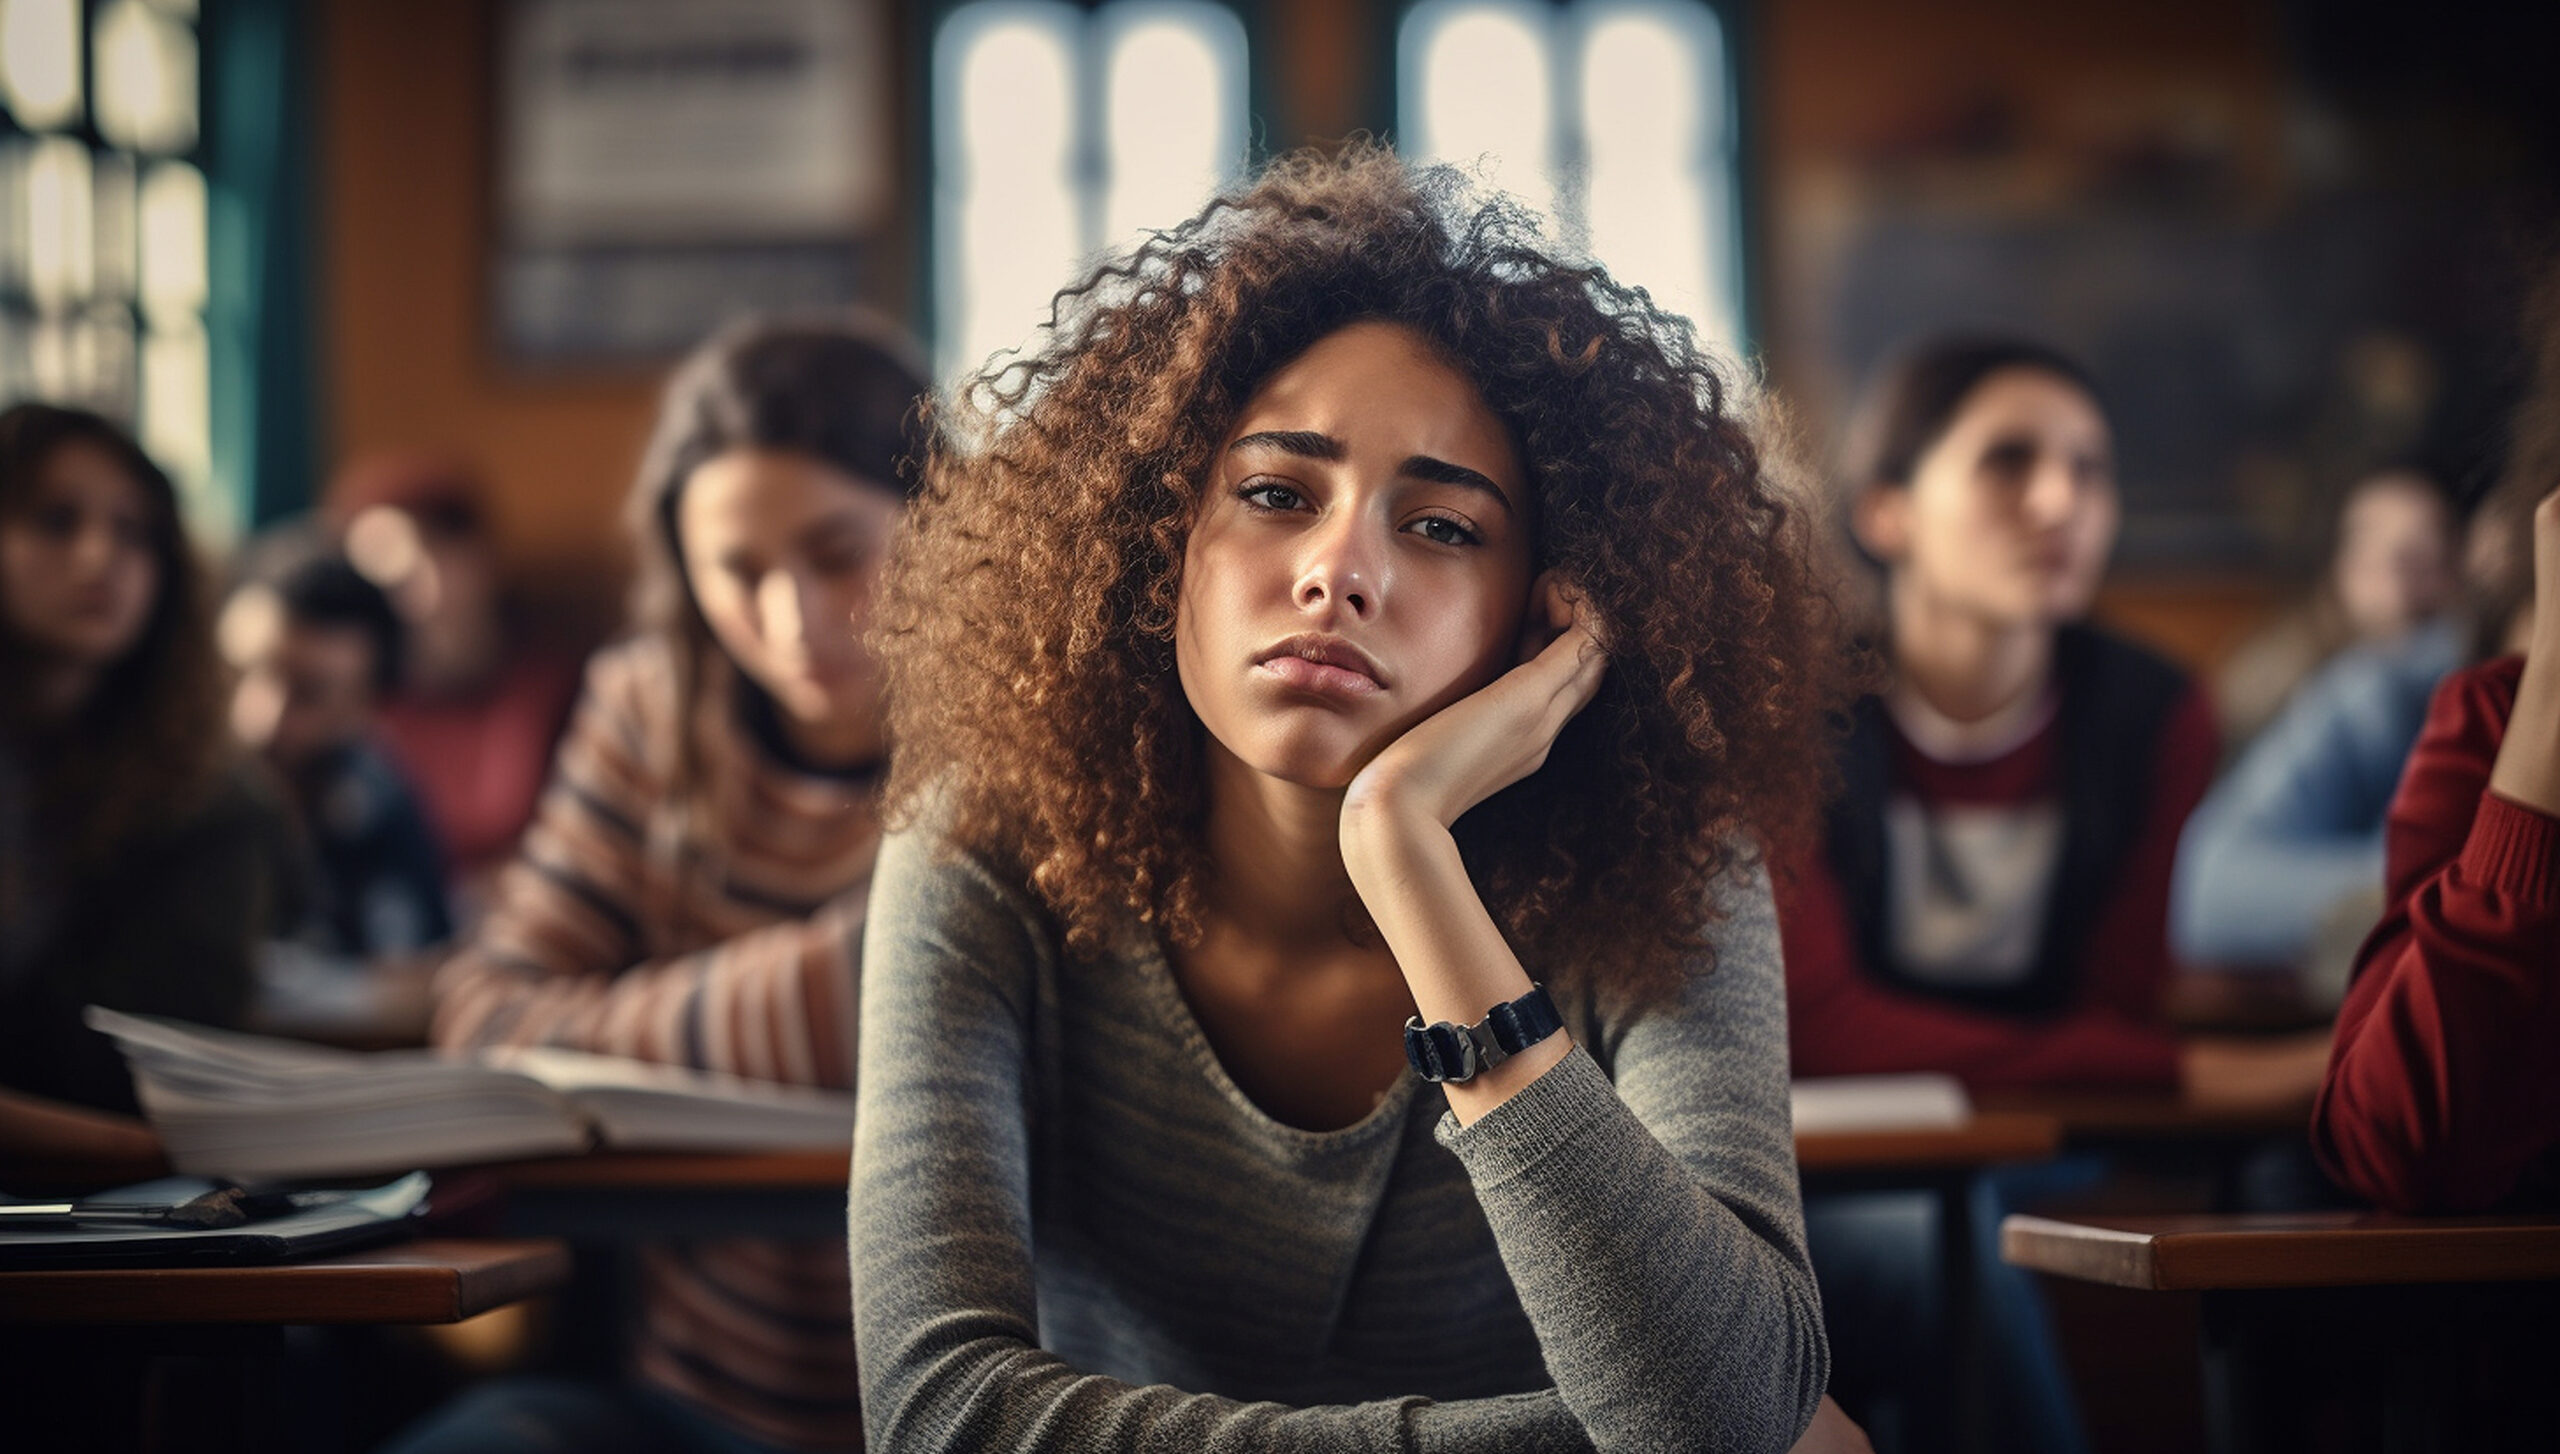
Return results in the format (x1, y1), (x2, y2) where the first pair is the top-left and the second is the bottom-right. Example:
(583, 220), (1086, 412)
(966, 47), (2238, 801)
(374, 1377), (804, 1454)
(1806, 1155), (2108, 1454)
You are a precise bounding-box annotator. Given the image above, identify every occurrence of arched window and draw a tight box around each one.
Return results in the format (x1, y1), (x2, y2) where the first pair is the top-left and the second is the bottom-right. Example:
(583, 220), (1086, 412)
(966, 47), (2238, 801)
(2, 0), (213, 525)
(932, 0), (1248, 378)
(1401, 0), (1742, 354)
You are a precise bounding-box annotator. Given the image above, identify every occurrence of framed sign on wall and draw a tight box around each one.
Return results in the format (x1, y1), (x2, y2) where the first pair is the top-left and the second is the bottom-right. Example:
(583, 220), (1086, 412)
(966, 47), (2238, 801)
(493, 0), (893, 365)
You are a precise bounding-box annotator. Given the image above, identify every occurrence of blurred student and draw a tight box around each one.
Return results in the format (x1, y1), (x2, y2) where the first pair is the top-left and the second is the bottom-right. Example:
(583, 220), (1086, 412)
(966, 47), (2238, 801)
(0, 403), (296, 1120)
(388, 316), (927, 1454)
(2315, 278), (2560, 1215)
(1781, 336), (2330, 1104)
(224, 552), (451, 1033)
(2215, 469), (2461, 749)
(325, 454), (581, 904)
(1777, 337), (2330, 1452)
(2171, 485), (2473, 988)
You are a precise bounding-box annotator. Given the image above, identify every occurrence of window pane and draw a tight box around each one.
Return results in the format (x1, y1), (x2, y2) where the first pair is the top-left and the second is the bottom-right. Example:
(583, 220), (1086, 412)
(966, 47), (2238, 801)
(1580, 7), (1702, 162)
(93, 0), (198, 155)
(938, 4), (1080, 378)
(0, 0), (82, 130)
(24, 134), (94, 308)
(28, 308), (130, 411)
(142, 317), (214, 523)
(137, 157), (203, 321)
(1579, 4), (1732, 346)
(1401, 0), (1555, 228)
(1100, 3), (1244, 251)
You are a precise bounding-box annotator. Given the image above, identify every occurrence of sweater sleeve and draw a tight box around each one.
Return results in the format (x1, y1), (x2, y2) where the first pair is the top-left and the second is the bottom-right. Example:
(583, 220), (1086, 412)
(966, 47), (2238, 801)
(2312, 658), (2560, 1212)
(430, 644), (860, 1089)
(850, 821), (1595, 1454)
(1430, 857), (1829, 1454)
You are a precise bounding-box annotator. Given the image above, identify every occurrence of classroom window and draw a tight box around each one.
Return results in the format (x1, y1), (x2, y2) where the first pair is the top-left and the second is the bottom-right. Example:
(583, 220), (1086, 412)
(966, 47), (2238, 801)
(933, 0), (1249, 378)
(0, 0), (217, 533)
(1400, 0), (1742, 354)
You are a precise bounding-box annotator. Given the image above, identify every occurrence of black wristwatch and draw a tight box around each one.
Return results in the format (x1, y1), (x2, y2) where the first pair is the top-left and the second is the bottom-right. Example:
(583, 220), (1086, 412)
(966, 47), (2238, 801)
(1404, 984), (1564, 1084)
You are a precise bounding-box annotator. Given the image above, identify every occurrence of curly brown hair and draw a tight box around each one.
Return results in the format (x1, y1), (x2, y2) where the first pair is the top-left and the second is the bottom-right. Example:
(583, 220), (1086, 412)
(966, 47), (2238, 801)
(879, 146), (1841, 1002)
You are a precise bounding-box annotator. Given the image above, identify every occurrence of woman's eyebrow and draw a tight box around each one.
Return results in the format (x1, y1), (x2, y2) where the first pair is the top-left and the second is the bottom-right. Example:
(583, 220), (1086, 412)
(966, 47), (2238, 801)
(1400, 455), (1515, 516)
(1228, 429), (1343, 461)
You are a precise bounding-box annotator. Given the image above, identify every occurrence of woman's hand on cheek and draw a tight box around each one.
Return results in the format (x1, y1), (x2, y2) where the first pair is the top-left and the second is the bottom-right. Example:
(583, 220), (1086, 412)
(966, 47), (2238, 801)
(1340, 571), (1608, 855)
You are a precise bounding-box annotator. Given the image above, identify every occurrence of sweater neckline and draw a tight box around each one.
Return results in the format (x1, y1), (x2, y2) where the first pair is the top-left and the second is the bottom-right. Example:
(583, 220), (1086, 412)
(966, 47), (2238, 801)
(1125, 931), (1426, 1151)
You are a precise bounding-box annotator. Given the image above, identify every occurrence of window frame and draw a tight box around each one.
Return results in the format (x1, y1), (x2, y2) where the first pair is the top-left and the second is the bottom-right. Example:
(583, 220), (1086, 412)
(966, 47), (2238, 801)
(1388, 0), (1757, 358)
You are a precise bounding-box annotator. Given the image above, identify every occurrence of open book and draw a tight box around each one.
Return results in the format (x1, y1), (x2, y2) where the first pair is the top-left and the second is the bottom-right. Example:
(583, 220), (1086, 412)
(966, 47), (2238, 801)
(87, 1007), (857, 1181)
(1788, 1074), (1972, 1135)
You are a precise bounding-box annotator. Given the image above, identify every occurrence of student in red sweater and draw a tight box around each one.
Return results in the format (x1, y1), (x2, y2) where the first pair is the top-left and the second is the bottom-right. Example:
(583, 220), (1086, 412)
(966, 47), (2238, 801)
(1785, 337), (2330, 1453)
(1781, 336), (2332, 1105)
(2314, 418), (2560, 1215)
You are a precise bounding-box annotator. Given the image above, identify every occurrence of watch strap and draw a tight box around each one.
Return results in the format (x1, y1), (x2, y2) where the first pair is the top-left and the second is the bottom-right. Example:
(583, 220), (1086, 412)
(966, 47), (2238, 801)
(1404, 983), (1563, 1084)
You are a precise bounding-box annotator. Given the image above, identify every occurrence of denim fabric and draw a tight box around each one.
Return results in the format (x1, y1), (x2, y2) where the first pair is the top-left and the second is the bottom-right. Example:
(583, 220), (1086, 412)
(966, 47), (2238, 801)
(374, 1378), (795, 1454)
(2173, 621), (2459, 968)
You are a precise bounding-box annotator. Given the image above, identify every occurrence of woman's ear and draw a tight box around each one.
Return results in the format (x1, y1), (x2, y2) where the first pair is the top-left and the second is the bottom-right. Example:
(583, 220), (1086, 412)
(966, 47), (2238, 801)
(1517, 568), (1582, 664)
(1850, 484), (1912, 565)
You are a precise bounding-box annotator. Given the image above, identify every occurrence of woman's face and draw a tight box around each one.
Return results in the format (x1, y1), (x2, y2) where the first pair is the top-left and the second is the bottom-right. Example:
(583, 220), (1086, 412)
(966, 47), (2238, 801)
(676, 448), (902, 734)
(1858, 366), (2118, 629)
(1175, 320), (1535, 791)
(0, 440), (161, 669)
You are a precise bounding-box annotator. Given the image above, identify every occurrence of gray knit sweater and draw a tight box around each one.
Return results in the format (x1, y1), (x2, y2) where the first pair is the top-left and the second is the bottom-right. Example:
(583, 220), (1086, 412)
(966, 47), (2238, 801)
(849, 823), (1828, 1453)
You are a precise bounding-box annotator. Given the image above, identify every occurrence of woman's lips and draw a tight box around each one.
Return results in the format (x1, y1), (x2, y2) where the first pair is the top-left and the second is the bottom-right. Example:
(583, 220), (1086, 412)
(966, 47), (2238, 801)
(1256, 654), (1384, 697)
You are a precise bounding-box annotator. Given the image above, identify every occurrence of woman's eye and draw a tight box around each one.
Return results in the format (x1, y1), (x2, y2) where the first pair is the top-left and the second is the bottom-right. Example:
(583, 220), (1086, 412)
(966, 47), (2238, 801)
(1239, 482), (1304, 512)
(1408, 515), (1480, 548)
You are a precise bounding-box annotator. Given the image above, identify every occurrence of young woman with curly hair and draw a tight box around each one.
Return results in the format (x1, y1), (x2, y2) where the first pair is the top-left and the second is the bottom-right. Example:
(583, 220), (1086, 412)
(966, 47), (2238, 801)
(0, 403), (295, 1158)
(853, 147), (1858, 1453)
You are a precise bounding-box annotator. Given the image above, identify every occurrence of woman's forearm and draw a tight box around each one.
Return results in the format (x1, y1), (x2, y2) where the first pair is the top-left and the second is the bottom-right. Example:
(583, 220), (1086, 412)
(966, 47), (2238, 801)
(1338, 799), (1571, 1124)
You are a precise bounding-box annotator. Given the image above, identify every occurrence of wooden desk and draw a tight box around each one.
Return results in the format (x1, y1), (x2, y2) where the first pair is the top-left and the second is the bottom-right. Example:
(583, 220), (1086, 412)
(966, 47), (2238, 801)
(1976, 1090), (2313, 1142)
(482, 1150), (848, 1240)
(2002, 1211), (2560, 1452)
(492, 1148), (847, 1190)
(0, 1238), (572, 1325)
(2003, 1210), (2560, 1291)
(1796, 1112), (2062, 1176)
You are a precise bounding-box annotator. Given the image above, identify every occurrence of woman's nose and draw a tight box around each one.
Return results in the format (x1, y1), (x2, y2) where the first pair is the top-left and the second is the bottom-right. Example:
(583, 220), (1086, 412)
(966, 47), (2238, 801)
(757, 570), (811, 647)
(1294, 515), (1378, 618)
(2022, 461), (2080, 526)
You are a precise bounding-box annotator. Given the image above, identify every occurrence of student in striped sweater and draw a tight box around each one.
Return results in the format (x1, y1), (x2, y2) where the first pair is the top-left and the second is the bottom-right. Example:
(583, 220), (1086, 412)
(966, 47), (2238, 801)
(392, 316), (929, 1453)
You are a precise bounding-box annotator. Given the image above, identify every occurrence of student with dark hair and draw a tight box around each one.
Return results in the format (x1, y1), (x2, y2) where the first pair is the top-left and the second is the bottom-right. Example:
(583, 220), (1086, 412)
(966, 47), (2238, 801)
(2314, 267), (2560, 1215)
(1782, 334), (2328, 1101)
(225, 552), (451, 1028)
(0, 402), (295, 1121)
(325, 454), (583, 902)
(390, 314), (931, 1454)
(854, 147), (1857, 1452)
(1777, 336), (2330, 1451)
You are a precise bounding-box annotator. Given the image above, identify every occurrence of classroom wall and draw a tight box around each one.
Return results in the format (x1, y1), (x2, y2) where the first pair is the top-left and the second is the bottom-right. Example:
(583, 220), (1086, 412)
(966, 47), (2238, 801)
(318, 0), (2526, 672)
(320, 0), (655, 606)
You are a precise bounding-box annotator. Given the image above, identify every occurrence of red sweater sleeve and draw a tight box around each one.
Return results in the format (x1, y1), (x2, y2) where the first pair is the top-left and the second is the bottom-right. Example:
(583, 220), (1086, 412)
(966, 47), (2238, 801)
(2312, 657), (2560, 1212)
(1778, 687), (2211, 1093)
